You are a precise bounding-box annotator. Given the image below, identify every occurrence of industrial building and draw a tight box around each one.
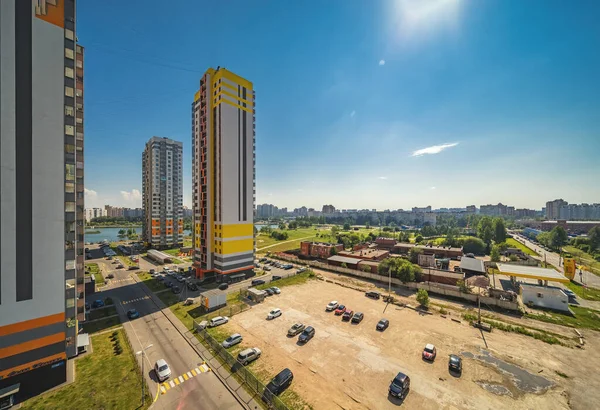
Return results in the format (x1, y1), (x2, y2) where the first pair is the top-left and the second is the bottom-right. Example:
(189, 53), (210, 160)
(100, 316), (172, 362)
(192, 67), (256, 281)
(1, 0), (85, 404)
(142, 136), (184, 249)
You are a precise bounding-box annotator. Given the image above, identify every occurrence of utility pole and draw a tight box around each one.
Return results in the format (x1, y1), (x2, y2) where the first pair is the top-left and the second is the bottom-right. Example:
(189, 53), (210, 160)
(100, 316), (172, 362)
(136, 343), (153, 406)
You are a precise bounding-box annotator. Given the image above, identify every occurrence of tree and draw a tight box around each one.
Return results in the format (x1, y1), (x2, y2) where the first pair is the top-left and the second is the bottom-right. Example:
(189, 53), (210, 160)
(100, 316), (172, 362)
(462, 237), (486, 255)
(409, 247), (423, 264)
(490, 245), (501, 262)
(331, 226), (340, 237)
(288, 221), (298, 229)
(549, 226), (568, 250)
(457, 279), (471, 294)
(377, 258), (422, 283)
(477, 216), (494, 245)
(343, 222), (351, 231)
(493, 218), (507, 243)
(415, 234), (424, 244)
(117, 229), (126, 237)
(416, 289), (430, 308)
(365, 222), (370, 229)
(588, 226), (600, 251)
(361, 264), (371, 272)
(279, 223), (286, 230)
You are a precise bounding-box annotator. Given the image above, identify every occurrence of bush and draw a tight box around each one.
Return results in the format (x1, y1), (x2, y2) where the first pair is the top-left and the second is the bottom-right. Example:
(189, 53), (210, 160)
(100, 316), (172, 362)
(462, 237), (486, 255)
(104, 297), (113, 306)
(416, 289), (429, 308)
(457, 279), (471, 294)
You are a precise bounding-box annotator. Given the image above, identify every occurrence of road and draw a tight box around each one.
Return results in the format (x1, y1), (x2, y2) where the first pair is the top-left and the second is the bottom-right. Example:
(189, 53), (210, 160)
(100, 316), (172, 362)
(89, 248), (243, 410)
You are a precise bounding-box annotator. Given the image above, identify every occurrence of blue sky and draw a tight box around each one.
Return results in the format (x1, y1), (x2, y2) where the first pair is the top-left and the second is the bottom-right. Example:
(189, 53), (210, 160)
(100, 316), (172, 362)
(80, 0), (600, 211)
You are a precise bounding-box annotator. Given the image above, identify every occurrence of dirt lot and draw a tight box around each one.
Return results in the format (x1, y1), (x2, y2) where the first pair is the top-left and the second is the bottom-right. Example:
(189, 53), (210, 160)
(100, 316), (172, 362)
(213, 279), (600, 410)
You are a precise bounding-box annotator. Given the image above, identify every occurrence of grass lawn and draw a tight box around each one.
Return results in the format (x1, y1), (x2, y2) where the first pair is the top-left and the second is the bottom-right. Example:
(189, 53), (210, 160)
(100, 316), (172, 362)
(85, 263), (104, 285)
(566, 280), (600, 301)
(256, 227), (320, 249)
(137, 272), (167, 292)
(564, 246), (600, 276)
(87, 305), (117, 321)
(260, 238), (319, 253)
(526, 305), (600, 331)
(506, 237), (539, 256)
(82, 316), (121, 334)
(21, 329), (151, 410)
(256, 271), (315, 291)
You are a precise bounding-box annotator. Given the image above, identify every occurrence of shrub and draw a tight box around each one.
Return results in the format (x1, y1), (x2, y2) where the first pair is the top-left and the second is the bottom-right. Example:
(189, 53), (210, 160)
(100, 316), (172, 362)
(416, 289), (429, 308)
(104, 297), (113, 306)
(462, 237), (486, 255)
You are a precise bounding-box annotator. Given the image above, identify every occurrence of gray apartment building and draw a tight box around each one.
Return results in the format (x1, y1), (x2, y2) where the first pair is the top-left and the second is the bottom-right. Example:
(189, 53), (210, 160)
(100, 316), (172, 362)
(0, 0), (85, 405)
(142, 137), (184, 249)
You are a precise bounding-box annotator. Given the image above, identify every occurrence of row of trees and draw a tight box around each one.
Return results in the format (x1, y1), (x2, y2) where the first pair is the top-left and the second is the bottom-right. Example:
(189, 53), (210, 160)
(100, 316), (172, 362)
(377, 257), (423, 283)
(117, 228), (139, 239)
(536, 226), (569, 251)
(90, 216), (142, 225)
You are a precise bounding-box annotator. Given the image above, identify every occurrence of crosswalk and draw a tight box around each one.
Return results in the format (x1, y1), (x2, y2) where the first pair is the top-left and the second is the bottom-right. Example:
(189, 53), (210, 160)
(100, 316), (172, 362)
(120, 295), (150, 305)
(160, 364), (211, 394)
(110, 278), (133, 284)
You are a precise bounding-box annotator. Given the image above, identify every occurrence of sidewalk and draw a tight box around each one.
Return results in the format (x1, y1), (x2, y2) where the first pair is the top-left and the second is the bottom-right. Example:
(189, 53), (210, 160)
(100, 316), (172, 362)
(131, 274), (260, 410)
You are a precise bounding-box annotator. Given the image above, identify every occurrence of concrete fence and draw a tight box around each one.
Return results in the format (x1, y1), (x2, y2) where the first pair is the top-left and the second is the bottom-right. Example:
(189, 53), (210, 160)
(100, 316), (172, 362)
(274, 254), (519, 311)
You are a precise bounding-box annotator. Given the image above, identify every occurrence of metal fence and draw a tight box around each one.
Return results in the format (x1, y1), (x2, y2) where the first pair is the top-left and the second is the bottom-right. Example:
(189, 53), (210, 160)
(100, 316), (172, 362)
(203, 302), (252, 321)
(195, 328), (289, 410)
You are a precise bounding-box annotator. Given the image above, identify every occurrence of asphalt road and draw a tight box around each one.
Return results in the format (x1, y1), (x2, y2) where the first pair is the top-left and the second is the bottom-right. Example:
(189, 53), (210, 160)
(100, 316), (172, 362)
(91, 251), (242, 410)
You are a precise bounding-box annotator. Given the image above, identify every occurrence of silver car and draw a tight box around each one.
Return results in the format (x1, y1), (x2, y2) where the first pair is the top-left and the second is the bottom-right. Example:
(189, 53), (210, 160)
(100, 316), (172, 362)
(222, 333), (243, 348)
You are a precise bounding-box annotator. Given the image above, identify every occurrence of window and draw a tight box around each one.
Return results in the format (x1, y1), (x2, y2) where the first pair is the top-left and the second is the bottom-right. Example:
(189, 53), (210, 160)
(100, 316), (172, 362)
(65, 144), (75, 154)
(65, 106), (74, 116)
(66, 259), (76, 270)
(66, 298), (75, 308)
(65, 182), (75, 193)
(65, 202), (75, 212)
(65, 86), (74, 97)
(65, 48), (74, 59)
(65, 29), (74, 40)
(76, 59), (82, 68)
(66, 221), (75, 233)
(65, 279), (75, 289)
(65, 67), (74, 78)
(537, 293), (544, 298)
(76, 45), (82, 53)
(65, 164), (75, 181)
(65, 125), (74, 136)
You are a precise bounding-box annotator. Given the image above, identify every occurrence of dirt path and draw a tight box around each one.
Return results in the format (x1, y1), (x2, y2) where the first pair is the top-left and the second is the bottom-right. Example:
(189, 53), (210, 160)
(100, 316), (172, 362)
(257, 235), (316, 252)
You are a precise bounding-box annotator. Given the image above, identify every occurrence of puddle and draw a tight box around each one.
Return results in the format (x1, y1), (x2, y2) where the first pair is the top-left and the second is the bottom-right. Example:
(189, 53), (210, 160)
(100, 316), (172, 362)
(476, 382), (513, 397)
(462, 350), (554, 394)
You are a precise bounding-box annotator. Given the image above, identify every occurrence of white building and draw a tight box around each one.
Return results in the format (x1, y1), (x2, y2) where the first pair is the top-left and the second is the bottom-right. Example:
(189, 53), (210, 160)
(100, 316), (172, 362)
(85, 207), (106, 223)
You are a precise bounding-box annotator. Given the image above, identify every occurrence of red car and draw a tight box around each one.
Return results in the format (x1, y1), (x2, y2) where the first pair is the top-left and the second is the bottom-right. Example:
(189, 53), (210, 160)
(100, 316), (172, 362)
(342, 310), (354, 321)
(334, 305), (346, 315)
(422, 344), (436, 361)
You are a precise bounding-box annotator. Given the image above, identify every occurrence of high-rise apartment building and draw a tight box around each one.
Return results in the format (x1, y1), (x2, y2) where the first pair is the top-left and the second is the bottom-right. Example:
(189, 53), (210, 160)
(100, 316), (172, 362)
(85, 207), (106, 223)
(142, 137), (184, 249)
(546, 199), (567, 220)
(1, 0), (84, 404)
(192, 67), (256, 281)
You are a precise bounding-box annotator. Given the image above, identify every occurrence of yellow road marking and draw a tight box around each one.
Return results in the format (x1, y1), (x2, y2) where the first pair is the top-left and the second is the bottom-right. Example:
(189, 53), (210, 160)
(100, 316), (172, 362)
(174, 377), (180, 385)
(191, 369), (197, 377)
(183, 373), (189, 381)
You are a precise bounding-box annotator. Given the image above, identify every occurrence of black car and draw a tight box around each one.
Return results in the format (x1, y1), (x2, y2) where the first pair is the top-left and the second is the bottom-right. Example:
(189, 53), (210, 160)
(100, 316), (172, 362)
(252, 279), (266, 286)
(128, 266), (139, 270)
(266, 368), (293, 396)
(448, 354), (462, 374)
(351, 312), (364, 323)
(298, 326), (315, 343)
(365, 291), (381, 300)
(376, 318), (389, 331)
(389, 372), (410, 399)
(272, 275), (282, 280)
(218, 283), (229, 291)
(264, 288), (274, 296)
(187, 283), (198, 291)
(172, 286), (181, 294)
(165, 281), (174, 288)
(259, 257), (267, 262)
(107, 273), (114, 279)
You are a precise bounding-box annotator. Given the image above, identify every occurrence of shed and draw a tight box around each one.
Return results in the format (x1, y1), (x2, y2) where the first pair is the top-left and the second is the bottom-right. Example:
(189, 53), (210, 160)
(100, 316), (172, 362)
(459, 258), (486, 275)
(247, 288), (266, 303)
(327, 255), (363, 268)
(495, 263), (569, 284)
(77, 333), (90, 355)
(521, 284), (570, 312)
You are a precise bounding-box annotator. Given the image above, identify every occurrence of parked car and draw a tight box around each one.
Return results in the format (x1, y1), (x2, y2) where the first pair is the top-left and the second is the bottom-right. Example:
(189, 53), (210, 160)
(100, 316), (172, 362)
(271, 274), (281, 279)
(563, 289), (576, 299)
(376, 318), (389, 331)
(107, 273), (114, 279)
(128, 266), (139, 270)
(116, 264), (124, 269)
(127, 309), (140, 319)
(222, 333), (243, 348)
(187, 282), (198, 291)
(208, 316), (229, 327)
(270, 287), (281, 294)
(252, 279), (266, 286)
(326, 301), (339, 311)
(351, 312), (364, 323)
(264, 288), (274, 296)
(264, 266), (272, 271)
(298, 326), (315, 343)
(265, 368), (293, 396)
(388, 372), (410, 399)
(149, 269), (155, 274)
(172, 286), (182, 294)
(334, 305), (346, 315)
(422, 344), (437, 361)
(287, 323), (306, 337)
(218, 283), (229, 290)
(237, 348), (262, 365)
(259, 257), (267, 262)
(165, 281), (174, 288)
(296, 268), (307, 273)
(342, 310), (354, 321)
(365, 291), (381, 300)
(154, 359), (172, 382)
(449, 354), (462, 373)
(267, 308), (282, 320)
(92, 299), (104, 308)
(176, 275), (185, 283)
(85, 303), (90, 311)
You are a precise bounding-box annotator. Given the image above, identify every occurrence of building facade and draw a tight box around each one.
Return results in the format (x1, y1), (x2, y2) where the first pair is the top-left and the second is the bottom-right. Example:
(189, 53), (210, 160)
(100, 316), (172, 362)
(300, 241), (344, 259)
(545, 199), (567, 220)
(1, 0), (84, 403)
(142, 137), (184, 249)
(85, 207), (106, 223)
(192, 67), (256, 281)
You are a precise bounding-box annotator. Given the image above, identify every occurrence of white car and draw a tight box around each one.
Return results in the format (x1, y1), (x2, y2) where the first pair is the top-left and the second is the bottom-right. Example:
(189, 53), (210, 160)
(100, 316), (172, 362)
(208, 316), (229, 327)
(267, 308), (282, 320)
(222, 333), (243, 348)
(326, 301), (339, 311)
(154, 359), (171, 382)
(271, 287), (281, 294)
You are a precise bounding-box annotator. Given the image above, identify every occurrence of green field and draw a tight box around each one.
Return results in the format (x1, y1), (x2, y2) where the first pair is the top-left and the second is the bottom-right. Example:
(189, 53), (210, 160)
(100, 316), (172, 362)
(87, 305), (117, 321)
(82, 316), (121, 334)
(256, 227), (320, 250)
(85, 263), (104, 285)
(506, 237), (539, 256)
(21, 329), (151, 410)
(564, 246), (600, 276)
(566, 280), (600, 301)
(255, 270), (315, 290)
(527, 305), (600, 331)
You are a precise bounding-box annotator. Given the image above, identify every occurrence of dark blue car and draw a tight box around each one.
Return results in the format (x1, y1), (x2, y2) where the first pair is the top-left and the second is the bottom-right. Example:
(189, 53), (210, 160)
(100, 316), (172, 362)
(92, 299), (104, 308)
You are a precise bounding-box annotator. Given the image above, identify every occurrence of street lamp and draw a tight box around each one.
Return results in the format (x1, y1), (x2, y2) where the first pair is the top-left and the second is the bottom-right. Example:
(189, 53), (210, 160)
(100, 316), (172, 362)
(136, 343), (153, 406)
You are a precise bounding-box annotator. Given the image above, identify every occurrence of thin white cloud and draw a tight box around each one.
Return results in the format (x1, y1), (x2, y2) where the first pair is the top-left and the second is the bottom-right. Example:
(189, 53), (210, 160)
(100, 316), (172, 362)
(378, 176), (388, 180)
(431, 186), (436, 190)
(120, 189), (142, 206)
(84, 188), (98, 198)
(350, 110), (356, 117)
(379, 59), (386, 66)
(411, 142), (459, 157)
(390, 0), (463, 46)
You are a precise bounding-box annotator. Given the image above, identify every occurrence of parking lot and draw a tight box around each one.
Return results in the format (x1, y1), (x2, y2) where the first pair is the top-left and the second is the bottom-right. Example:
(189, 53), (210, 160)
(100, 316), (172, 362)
(209, 279), (599, 410)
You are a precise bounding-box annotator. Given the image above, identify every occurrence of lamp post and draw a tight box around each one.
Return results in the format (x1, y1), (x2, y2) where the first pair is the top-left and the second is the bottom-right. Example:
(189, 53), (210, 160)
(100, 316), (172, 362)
(136, 343), (153, 406)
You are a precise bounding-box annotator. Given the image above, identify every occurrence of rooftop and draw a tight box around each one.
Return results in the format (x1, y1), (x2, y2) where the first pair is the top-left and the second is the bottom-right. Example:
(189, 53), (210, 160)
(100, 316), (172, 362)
(394, 243), (463, 252)
(339, 249), (389, 258)
(328, 255), (364, 265)
(459, 258), (486, 273)
(543, 220), (600, 224)
(496, 263), (569, 283)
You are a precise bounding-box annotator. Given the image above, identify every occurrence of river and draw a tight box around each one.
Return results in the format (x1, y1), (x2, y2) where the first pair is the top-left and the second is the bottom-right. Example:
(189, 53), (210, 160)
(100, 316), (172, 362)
(84, 227), (192, 243)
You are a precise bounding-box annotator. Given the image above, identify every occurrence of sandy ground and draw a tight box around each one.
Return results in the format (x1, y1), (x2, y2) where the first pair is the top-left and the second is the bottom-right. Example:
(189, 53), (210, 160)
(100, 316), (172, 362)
(211, 279), (600, 410)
